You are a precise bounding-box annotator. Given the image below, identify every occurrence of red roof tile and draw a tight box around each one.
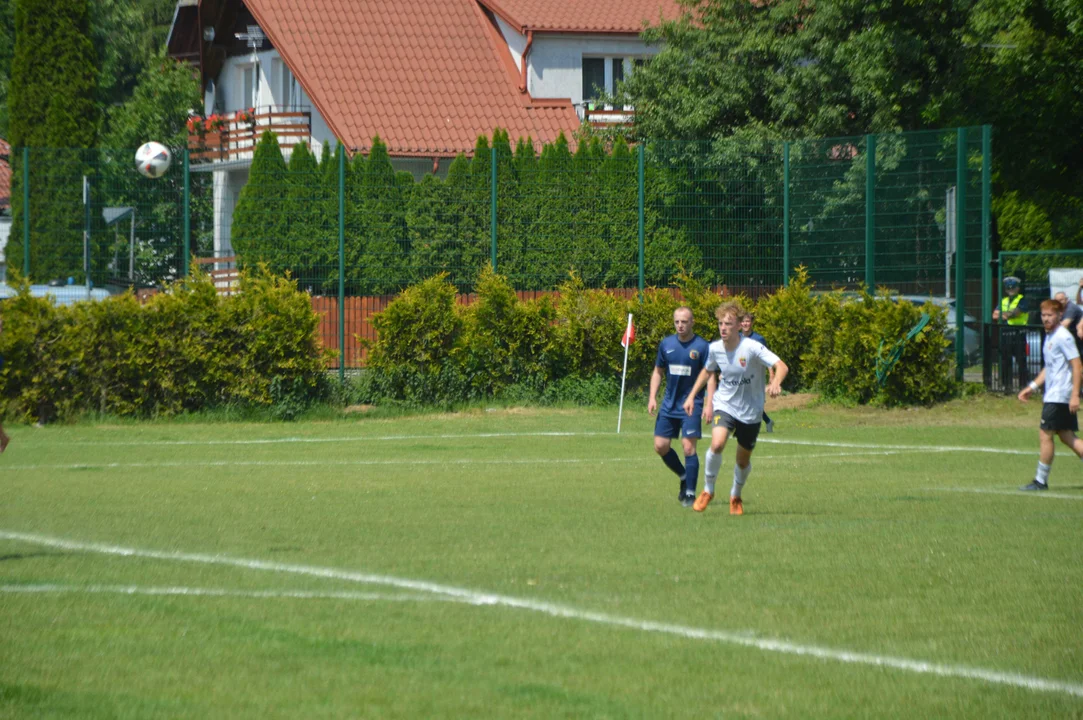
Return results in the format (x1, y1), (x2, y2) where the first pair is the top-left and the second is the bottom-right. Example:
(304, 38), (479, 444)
(479, 0), (684, 33)
(246, 0), (582, 157)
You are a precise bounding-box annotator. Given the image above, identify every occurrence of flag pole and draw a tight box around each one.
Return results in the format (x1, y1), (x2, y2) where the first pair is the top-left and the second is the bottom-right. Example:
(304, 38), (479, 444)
(617, 313), (633, 433)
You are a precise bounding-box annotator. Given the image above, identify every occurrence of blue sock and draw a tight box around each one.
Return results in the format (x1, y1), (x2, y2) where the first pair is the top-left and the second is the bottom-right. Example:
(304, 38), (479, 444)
(661, 448), (685, 479)
(683, 453), (699, 494)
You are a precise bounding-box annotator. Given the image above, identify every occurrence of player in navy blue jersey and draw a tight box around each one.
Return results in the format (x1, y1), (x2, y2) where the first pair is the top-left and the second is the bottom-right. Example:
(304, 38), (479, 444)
(648, 306), (711, 506)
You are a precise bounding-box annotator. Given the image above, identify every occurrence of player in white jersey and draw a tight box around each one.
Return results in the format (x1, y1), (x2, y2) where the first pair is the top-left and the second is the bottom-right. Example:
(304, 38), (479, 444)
(683, 302), (788, 514)
(1018, 298), (1083, 490)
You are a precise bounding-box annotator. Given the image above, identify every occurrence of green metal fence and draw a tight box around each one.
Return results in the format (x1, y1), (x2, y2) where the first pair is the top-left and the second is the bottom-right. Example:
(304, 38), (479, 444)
(7, 127), (998, 381)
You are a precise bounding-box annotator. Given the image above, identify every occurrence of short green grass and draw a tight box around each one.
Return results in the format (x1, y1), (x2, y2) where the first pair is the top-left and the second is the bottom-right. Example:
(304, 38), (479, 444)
(1, 395), (1082, 718)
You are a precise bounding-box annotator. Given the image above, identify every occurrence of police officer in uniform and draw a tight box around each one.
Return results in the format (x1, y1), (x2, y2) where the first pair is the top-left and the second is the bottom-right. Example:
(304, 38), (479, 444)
(993, 275), (1030, 391)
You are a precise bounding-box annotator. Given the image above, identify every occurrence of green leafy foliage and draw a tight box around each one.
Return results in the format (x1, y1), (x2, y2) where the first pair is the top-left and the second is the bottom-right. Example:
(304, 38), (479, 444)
(0, 267), (328, 421)
(753, 266), (817, 391)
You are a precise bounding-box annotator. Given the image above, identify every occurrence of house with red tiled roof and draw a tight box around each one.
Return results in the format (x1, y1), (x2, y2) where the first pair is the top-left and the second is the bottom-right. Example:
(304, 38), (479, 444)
(166, 0), (682, 256)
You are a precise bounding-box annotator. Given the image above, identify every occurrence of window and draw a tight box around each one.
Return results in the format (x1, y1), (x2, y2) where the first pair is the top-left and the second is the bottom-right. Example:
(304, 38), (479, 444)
(612, 57), (624, 86)
(240, 64), (260, 109)
(582, 58), (605, 102)
(273, 58), (297, 110)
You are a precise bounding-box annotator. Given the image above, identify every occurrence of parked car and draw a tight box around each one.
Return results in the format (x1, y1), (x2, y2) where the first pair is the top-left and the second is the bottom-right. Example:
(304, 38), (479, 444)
(0, 283), (111, 306)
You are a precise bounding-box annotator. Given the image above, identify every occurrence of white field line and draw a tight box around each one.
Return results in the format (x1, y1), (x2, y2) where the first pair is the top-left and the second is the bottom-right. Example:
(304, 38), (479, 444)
(927, 488), (1083, 501)
(2, 529), (1081, 700)
(1, 457), (651, 472)
(64, 431), (607, 447)
(0, 583), (443, 603)
(3, 449), (943, 472)
(50, 430), (1038, 457)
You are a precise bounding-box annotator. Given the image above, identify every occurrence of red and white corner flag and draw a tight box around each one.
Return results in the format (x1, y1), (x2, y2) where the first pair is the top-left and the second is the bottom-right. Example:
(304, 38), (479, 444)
(621, 315), (636, 348)
(617, 313), (635, 433)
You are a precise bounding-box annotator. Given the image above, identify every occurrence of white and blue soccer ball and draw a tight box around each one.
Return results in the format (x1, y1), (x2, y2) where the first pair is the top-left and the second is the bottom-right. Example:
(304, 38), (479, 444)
(135, 141), (172, 179)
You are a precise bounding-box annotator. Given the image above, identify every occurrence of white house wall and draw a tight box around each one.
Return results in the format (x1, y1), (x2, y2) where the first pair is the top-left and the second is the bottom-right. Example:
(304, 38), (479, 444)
(526, 35), (660, 104)
(212, 49), (335, 157)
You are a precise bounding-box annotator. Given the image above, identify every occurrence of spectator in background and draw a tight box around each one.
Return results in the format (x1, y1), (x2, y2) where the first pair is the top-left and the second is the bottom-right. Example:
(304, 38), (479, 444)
(992, 276), (1029, 389)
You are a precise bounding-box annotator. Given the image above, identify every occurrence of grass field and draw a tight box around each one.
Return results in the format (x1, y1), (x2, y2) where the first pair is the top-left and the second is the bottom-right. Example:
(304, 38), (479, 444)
(1, 395), (1082, 718)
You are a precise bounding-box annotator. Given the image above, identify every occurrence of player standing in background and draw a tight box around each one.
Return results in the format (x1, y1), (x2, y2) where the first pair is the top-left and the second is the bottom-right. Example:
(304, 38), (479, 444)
(648, 307), (711, 506)
(1017, 298), (1083, 490)
(684, 302), (787, 515)
(740, 312), (775, 433)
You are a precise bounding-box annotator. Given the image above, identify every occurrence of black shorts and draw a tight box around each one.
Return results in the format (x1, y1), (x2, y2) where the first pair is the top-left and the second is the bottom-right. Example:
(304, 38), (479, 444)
(711, 410), (761, 451)
(1040, 403), (1078, 432)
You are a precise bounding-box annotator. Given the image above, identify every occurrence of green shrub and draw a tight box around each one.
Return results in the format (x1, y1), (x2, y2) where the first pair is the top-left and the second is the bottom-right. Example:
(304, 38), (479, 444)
(0, 266), (327, 422)
(457, 267), (555, 396)
(753, 266), (817, 391)
(548, 273), (626, 379)
(803, 288), (958, 405)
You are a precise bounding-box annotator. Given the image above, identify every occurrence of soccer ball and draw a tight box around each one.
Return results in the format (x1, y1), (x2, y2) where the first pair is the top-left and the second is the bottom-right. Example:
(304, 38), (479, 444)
(135, 141), (172, 179)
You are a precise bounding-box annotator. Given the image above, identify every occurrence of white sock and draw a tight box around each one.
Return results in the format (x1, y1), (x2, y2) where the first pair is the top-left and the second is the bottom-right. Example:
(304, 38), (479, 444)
(1036, 462), (1051, 486)
(731, 463), (751, 498)
(704, 449), (722, 495)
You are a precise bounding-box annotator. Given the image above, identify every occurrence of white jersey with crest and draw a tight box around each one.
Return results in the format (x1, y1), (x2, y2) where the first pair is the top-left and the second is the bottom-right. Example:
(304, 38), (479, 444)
(1043, 326), (1080, 404)
(705, 337), (780, 424)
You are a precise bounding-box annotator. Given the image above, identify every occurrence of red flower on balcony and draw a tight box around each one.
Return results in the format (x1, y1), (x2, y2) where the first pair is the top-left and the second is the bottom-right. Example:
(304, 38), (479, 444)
(187, 116), (205, 134)
(236, 107), (256, 125)
(206, 113), (226, 133)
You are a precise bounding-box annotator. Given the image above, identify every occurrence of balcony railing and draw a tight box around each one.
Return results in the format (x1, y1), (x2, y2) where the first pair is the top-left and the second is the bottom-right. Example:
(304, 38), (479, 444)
(580, 103), (636, 128)
(187, 107), (312, 164)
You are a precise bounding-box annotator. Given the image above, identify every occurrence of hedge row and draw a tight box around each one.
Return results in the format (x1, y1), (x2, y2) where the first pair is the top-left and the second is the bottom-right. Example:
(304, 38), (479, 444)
(361, 267), (959, 407)
(231, 130), (707, 295)
(0, 267), (329, 422)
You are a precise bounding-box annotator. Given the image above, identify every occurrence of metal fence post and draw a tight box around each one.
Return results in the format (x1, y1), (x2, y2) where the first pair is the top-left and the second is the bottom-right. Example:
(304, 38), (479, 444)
(338, 143), (346, 382)
(955, 128), (968, 380)
(490, 146), (497, 271)
(22, 147), (29, 278)
(865, 134), (876, 289)
(637, 143), (645, 301)
(783, 141), (790, 288)
(981, 125), (992, 353)
(182, 149), (191, 277)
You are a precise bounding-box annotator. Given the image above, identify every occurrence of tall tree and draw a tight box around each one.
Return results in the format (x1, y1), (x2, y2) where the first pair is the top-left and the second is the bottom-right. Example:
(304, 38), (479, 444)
(97, 56), (205, 284)
(8, 0), (100, 280)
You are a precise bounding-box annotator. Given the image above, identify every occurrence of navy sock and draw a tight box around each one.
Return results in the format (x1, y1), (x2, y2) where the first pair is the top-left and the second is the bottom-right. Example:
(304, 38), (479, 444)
(683, 453), (699, 494)
(661, 448), (685, 478)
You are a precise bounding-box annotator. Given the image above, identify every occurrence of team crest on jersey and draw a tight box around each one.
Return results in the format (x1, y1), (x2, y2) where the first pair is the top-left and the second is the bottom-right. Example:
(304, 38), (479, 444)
(689, 350), (699, 360)
(739, 356), (747, 368)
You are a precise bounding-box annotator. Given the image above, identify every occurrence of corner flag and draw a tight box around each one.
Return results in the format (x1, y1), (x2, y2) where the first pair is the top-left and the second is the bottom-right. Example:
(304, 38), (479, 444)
(621, 316), (636, 348)
(617, 313), (634, 433)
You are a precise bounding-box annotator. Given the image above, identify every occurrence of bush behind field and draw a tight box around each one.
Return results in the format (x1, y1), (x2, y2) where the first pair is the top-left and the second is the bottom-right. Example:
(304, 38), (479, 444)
(0, 267), (330, 423)
(362, 267), (957, 408)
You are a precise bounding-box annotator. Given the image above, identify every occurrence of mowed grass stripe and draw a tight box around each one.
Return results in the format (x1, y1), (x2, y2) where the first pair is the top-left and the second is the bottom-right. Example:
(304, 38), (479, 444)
(2, 528), (1082, 700)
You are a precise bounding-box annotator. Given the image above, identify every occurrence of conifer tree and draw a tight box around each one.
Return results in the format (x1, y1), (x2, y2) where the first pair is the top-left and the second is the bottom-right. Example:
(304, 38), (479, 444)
(8, 0), (100, 280)
(231, 131), (288, 269)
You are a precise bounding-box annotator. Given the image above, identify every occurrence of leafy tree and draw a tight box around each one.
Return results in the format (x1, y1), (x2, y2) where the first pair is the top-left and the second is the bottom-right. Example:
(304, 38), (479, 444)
(8, 0), (100, 281)
(96, 57), (205, 284)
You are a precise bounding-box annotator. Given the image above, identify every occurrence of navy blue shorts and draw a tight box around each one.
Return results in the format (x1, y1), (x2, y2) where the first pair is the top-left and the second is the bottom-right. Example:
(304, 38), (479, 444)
(654, 412), (702, 440)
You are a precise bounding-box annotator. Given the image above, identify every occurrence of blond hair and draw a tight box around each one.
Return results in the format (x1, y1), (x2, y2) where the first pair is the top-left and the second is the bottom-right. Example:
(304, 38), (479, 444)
(715, 301), (745, 322)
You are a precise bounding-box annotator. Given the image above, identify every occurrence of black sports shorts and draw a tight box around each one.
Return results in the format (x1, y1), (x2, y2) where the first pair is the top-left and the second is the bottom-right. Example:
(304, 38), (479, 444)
(1040, 402), (1078, 432)
(711, 410), (761, 451)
